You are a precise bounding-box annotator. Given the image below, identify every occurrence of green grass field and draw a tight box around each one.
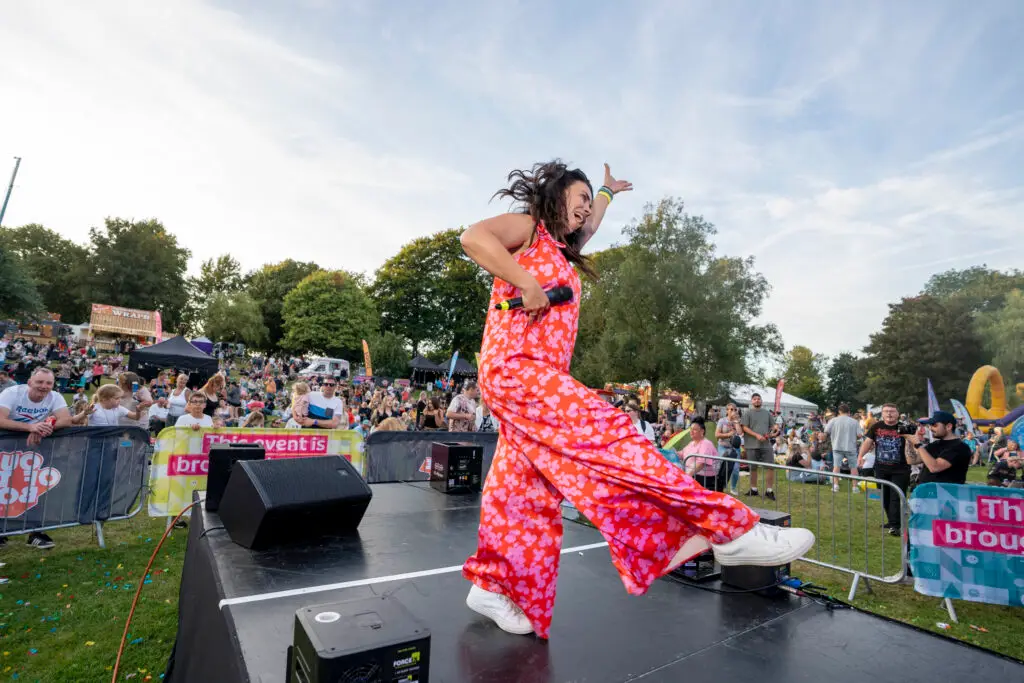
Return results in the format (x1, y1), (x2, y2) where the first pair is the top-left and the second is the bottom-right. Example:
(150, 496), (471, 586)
(0, 458), (1018, 681)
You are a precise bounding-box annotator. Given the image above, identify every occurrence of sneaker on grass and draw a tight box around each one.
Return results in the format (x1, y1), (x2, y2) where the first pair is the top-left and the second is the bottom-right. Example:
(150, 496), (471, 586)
(27, 532), (55, 549)
(711, 523), (814, 567)
(466, 585), (534, 635)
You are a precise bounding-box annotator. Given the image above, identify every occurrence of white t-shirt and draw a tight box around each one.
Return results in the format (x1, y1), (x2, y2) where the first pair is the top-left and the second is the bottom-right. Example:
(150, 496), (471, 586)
(633, 418), (656, 443)
(308, 392), (345, 425)
(175, 413), (214, 428)
(0, 385), (68, 424)
(89, 405), (130, 426)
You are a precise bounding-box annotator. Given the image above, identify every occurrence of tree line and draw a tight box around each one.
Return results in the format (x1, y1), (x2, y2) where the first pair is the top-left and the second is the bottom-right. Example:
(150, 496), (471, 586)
(3, 209), (1021, 412)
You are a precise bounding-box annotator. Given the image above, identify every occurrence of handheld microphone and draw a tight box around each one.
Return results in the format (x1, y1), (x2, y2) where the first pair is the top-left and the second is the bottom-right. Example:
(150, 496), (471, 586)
(495, 286), (574, 311)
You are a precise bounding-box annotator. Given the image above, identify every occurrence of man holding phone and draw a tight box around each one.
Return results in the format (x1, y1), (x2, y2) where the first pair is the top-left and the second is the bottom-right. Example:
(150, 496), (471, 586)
(859, 403), (917, 535)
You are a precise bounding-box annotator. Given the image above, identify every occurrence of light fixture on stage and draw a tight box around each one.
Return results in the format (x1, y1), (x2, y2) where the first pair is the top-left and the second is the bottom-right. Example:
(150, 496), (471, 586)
(720, 508), (792, 596)
(429, 442), (483, 494)
(287, 595), (431, 683)
(218, 455), (372, 550)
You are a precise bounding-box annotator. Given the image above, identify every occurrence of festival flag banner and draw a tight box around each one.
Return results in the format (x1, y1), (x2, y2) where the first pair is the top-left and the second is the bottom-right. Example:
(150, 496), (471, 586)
(362, 339), (373, 378)
(908, 483), (1024, 608)
(147, 427), (365, 517)
(774, 379), (785, 414)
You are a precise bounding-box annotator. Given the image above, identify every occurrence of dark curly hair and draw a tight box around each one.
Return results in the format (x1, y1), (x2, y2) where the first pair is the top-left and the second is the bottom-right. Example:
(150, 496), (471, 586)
(492, 160), (597, 278)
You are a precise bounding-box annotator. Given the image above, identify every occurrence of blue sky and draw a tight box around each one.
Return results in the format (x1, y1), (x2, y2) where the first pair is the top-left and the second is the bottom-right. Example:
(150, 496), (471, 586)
(2, 1), (1022, 357)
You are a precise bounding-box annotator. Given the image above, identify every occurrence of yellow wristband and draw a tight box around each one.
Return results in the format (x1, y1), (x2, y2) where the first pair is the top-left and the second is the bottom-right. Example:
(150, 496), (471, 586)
(598, 189), (614, 203)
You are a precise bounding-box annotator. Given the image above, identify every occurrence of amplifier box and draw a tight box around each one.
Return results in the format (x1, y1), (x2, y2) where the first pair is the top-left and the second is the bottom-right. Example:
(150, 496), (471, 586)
(720, 508), (792, 597)
(287, 595), (430, 683)
(429, 442), (483, 494)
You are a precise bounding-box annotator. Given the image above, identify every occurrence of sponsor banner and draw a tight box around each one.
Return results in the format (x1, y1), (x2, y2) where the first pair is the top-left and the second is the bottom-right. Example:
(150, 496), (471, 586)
(147, 427), (364, 517)
(0, 427), (150, 532)
(909, 483), (1024, 608)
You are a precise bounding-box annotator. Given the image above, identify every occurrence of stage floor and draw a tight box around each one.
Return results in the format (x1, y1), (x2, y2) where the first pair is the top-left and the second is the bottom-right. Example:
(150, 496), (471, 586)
(176, 482), (1022, 682)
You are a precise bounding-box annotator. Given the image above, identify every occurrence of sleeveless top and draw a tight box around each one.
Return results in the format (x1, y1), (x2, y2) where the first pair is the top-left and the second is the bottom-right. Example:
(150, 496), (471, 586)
(479, 222), (581, 374)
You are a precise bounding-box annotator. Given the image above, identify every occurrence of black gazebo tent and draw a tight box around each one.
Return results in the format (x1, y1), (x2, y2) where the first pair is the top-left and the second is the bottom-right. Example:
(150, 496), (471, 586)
(408, 355), (442, 384)
(128, 336), (219, 387)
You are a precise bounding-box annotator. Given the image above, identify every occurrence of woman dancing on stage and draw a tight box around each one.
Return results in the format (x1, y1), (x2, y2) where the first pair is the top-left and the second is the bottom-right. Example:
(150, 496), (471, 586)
(460, 160), (815, 637)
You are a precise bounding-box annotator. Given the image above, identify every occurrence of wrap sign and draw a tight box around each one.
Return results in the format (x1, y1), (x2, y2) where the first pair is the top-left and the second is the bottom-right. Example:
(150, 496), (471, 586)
(909, 483), (1024, 608)
(147, 427), (365, 517)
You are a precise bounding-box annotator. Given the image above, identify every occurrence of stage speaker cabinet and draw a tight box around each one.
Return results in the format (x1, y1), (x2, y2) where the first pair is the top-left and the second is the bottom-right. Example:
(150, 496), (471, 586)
(429, 442), (483, 494)
(287, 595), (430, 683)
(205, 442), (266, 513)
(218, 456), (372, 550)
(720, 508), (791, 596)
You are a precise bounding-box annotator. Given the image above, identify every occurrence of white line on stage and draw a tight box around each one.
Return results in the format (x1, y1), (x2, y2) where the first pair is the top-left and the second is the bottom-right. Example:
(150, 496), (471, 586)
(218, 541), (610, 609)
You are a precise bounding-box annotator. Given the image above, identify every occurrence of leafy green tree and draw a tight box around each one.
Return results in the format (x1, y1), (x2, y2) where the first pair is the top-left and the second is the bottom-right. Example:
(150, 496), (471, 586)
(87, 218), (191, 329)
(975, 288), (1024, 382)
(923, 266), (1024, 314)
(777, 346), (826, 407)
(281, 271), (379, 361)
(366, 331), (411, 379)
(860, 295), (986, 414)
(370, 229), (490, 358)
(180, 254), (245, 335)
(0, 224), (90, 322)
(572, 246), (631, 387)
(203, 292), (268, 347)
(245, 260), (322, 352)
(575, 197), (781, 402)
(823, 351), (865, 410)
(0, 248), (44, 319)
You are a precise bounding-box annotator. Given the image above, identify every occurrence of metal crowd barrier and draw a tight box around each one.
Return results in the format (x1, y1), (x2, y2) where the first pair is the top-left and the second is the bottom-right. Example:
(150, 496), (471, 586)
(363, 431), (499, 483)
(680, 453), (909, 599)
(0, 426), (151, 548)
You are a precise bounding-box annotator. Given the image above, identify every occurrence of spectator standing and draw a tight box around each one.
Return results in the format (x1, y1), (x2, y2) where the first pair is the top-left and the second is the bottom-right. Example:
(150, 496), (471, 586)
(447, 381), (479, 433)
(858, 403), (916, 535)
(825, 403), (864, 492)
(682, 417), (722, 491)
(741, 393), (778, 500)
(626, 402), (656, 443)
(0, 367), (71, 549)
(907, 411), (972, 485)
(300, 378), (345, 429)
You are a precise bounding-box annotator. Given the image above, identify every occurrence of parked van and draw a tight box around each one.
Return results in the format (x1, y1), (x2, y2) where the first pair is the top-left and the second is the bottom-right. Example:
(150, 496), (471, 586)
(299, 357), (350, 380)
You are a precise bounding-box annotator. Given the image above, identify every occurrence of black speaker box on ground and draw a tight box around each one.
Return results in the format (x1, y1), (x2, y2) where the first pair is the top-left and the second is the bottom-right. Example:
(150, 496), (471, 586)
(429, 442), (483, 494)
(720, 508), (792, 596)
(286, 595), (430, 683)
(219, 456), (372, 550)
(205, 442), (266, 512)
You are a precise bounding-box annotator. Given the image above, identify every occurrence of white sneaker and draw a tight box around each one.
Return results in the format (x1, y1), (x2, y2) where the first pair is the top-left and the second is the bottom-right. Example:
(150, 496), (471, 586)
(832, 484), (840, 492)
(710, 523), (815, 567)
(466, 585), (534, 635)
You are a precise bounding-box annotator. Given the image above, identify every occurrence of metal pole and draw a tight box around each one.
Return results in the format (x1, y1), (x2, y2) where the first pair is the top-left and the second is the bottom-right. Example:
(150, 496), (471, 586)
(0, 156), (22, 227)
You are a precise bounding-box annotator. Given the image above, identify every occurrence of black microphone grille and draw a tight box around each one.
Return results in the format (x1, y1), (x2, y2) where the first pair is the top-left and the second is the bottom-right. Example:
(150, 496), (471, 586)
(548, 286), (574, 303)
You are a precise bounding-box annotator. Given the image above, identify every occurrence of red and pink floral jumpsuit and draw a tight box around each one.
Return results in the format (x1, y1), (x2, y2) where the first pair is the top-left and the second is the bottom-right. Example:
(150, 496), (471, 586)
(463, 222), (759, 638)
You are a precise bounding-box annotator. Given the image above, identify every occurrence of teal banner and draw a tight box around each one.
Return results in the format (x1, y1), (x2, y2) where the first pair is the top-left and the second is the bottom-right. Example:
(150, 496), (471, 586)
(909, 483), (1024, 608)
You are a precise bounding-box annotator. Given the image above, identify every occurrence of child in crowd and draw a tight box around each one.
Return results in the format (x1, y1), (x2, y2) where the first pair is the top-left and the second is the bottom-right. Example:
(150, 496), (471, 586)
(86, 384), (148, 426)
(286, 381), (310, 428)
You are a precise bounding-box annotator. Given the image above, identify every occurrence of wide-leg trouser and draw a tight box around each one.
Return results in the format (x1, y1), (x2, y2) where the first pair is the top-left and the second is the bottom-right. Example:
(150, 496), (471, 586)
(463, 358), (758, 638)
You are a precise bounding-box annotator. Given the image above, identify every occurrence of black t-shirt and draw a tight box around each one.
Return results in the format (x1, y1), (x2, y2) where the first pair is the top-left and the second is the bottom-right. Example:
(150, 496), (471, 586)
(918, 438), (972, 485)
(867, 421), (916, 471)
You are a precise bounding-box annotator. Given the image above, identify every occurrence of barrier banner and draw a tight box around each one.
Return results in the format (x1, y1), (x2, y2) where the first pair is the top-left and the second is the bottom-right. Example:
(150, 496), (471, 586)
(147, 427), (364, 517)
(364, 431), (499, 483)
(909, 483), (1024, 608)
(0, 427), (150, 533)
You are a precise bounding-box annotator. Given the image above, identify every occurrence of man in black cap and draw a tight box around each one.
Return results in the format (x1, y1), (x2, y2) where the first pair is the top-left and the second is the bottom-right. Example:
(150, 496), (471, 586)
(906, 410), (972, 486)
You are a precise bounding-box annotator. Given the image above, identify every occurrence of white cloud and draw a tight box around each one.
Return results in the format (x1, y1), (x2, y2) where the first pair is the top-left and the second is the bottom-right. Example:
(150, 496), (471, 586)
(1, 0), (1021, 360)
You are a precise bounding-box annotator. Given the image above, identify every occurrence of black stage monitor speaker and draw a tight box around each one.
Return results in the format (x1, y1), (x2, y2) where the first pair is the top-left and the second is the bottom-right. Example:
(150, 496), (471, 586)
(720, 508), (792, 596)
(205, 442), (266, 512)
(287, 595), (430, 683)
(429, 442), (483, 494)
(219, 456), (372, 550)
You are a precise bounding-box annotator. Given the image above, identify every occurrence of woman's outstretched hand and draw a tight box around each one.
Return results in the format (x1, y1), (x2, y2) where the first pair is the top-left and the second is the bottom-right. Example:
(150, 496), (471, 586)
(603, 163), (633, 195)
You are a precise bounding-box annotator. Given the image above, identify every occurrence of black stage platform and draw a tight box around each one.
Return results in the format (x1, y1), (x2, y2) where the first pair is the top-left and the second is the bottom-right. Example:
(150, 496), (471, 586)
(167, 482), (1022, 682)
